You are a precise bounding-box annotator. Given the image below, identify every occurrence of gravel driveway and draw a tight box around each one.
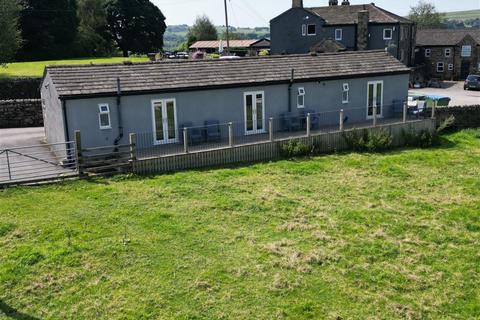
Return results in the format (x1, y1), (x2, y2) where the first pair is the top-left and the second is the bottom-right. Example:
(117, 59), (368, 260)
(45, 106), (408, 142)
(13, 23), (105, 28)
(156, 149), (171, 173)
(409, 81), (480, 106)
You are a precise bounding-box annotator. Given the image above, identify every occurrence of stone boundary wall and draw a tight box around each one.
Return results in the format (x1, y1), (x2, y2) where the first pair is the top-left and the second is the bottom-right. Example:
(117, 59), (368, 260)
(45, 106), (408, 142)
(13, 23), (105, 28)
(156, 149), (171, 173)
(0, 99), (43, 128)
(0, 78), (42, 100)
(436, 105), (480, 129)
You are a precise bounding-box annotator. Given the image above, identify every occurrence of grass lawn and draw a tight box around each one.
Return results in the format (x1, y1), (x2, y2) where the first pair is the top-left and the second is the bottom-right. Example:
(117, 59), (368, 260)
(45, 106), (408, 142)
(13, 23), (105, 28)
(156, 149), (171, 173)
(1, 130), (479, 319)
(0, 56), (149, 78)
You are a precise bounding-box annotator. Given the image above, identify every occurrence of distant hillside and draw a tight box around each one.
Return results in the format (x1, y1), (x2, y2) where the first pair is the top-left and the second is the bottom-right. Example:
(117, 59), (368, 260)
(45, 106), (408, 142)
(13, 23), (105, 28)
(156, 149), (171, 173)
(443, 9), (480, 29)
(164, 25), (270, 51)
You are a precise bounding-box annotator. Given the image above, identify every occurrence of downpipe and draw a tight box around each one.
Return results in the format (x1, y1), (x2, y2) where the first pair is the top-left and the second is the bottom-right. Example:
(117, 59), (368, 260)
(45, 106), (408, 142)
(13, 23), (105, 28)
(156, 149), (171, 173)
(114, 77), (124, 146)
(288, 68), (295, 112)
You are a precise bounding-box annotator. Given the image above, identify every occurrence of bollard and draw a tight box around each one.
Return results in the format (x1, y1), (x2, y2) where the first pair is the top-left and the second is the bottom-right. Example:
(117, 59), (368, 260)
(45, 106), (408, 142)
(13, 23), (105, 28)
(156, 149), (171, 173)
(431, 101), (436, 119)
(228, 122), (234, 147)
(74, 130), (83, 176)
(306, 113), (311, 137)
(183, 128), (189, 154)
(269, 118), (274, 142)
(339, 109), (344, 131)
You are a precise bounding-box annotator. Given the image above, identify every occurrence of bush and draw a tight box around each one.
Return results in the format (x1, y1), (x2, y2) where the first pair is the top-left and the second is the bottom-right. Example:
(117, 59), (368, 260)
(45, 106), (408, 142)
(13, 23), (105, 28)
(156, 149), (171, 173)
(280, 140), (313, 158)
(259, 49), (269, 56)
(342, 129), (393, 152)
(207, 53), (220, 59)
(402, 128), (440, 148)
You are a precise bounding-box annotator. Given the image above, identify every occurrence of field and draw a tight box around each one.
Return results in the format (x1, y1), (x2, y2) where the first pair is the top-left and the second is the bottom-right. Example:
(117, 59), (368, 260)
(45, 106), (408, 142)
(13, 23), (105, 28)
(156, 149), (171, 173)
(0, 56), (149, 78)
(1, 130), (480, 319)
(444, 9), (480, 21)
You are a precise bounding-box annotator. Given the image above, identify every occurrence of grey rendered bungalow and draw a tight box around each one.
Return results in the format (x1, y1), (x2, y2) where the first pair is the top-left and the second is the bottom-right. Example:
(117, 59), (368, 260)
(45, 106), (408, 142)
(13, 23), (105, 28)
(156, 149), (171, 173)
(41, 50), (410, 150)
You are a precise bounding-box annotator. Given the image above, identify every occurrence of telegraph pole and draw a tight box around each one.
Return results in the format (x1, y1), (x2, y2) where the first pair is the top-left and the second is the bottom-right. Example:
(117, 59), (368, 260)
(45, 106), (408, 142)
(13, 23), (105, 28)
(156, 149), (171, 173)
(224, 0), (230, 55)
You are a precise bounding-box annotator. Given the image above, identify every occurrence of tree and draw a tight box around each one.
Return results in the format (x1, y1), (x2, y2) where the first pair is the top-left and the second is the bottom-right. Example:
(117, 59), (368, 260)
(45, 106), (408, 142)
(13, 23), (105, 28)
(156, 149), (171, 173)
(17, 0), (78, 61)
(0, 0), (22, 65)
(76, 0), (114, 57)
(105, 0), (166, 57)
(186, 15), (217, 47)
(221, 31), (248, 40)
(408, 1), (445, 29)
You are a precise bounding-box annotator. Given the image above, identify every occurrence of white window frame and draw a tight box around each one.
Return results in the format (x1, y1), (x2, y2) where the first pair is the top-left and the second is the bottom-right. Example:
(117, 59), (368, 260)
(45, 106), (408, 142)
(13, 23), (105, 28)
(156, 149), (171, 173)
(297, 87), (305, 108)
(342, 83), (349, 104)
(437, 62), (445, 73)
(383, 28), (393, 40)
(98, 104), (111, 130)
(445, 48), (452, 57)
(335, 29), (343, 41)
(461, 45), (472, 57)
(425, 48), (431, 57)
(151, 98), (178, 145)
(307, 24), (316, 36)
(448, 64), (454, 71)
(366, 80), (383, 119)
(302, 24), (306, 36)
(244, 91), (266, 135)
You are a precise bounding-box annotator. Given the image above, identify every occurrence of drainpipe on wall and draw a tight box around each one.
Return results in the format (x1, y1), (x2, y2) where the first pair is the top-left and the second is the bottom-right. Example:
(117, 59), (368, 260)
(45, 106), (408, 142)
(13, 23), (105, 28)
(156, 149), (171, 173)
(113, 77), (124, 146)
(288, 69), (295, 112)
(62, 99), (70, 142)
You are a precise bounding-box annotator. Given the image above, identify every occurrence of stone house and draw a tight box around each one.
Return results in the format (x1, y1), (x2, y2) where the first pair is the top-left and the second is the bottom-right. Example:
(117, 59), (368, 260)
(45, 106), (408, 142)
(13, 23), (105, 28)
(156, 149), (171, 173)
(270, 0), (416, 66)
(416, 29), (480, 80)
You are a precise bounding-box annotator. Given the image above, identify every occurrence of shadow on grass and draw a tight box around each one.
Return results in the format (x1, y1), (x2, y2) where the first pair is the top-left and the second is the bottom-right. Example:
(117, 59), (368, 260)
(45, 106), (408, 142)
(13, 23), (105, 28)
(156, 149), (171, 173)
(0, 300), (40, 320)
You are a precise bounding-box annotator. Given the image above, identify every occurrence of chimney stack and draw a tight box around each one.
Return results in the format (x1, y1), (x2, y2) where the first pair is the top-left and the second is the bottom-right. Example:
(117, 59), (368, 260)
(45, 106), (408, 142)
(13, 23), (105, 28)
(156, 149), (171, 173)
(292, 0), (303, 8)
(329, 0), (338, 6)
(357, 10), (369, 51)
(341, 0), (350, 5)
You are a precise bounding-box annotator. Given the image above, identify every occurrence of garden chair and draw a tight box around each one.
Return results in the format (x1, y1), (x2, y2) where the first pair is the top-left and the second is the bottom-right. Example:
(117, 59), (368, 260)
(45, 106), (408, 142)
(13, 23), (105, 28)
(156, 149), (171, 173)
(204, 120), (222, 142)
(180, 122), (204, 145)
(280, 112), (302, 132)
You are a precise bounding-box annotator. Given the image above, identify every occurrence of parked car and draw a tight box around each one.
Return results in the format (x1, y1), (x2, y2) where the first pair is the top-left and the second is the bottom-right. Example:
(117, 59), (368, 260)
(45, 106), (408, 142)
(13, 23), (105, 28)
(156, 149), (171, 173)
(176, 52), (189, 59)
(464, 75), (480, 90)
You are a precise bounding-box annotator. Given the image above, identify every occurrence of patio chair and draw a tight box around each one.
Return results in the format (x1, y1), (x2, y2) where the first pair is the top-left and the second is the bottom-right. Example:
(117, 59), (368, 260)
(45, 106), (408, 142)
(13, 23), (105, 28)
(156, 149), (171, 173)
(204, 120), (222, 142)
(280, 112), (302, 132)
(408, 101), (426, 119)
(300, 109), (320, 130)
(180, 122), (204, 145)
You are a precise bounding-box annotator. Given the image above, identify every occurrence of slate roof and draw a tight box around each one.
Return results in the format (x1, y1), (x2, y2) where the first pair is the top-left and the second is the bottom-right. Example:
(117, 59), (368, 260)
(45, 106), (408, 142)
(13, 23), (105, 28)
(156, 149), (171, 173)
(190, 39), (270, 50)
(45, 50), (410, 99)
(416, 29), (480, 46)
(306, 4), (413, 25)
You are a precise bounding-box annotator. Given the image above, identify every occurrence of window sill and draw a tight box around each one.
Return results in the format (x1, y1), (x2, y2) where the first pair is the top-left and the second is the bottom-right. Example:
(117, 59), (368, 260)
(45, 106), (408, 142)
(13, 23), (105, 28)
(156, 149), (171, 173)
(100, 127), (112, 130)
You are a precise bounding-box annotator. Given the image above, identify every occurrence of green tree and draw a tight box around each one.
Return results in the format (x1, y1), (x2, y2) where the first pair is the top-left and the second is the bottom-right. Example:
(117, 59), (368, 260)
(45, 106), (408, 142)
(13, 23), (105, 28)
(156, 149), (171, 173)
(221, 31), (248, 40)
(17, 0), (78, 61)
(0, 0), (22, 65)
(76, 0), (114, 57)
(408, 1), (445, 29)
(186, 15), (217, 47)
(105, 0), (166, 57)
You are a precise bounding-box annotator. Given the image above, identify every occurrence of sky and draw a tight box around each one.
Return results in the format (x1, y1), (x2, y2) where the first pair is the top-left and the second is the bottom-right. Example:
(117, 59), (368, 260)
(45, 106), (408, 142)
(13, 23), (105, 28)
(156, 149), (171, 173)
(153, 0), (480, 27)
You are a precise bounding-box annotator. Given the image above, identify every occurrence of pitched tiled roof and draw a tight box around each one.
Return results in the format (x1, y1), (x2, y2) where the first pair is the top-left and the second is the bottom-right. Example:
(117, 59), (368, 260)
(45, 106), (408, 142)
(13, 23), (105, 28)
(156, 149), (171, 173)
(417, 29), (480, 46)
(45, 50), (410, 99)
(306, 4), (413, 25)
(190, 39), (270, 49)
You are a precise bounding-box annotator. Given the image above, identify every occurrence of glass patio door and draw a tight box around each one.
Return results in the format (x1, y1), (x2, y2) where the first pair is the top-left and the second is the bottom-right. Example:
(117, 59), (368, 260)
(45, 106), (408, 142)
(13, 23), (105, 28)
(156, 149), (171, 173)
(367, 81), (383, 119)
(244, 91), (265, 135)
(152, 99), (178, 144)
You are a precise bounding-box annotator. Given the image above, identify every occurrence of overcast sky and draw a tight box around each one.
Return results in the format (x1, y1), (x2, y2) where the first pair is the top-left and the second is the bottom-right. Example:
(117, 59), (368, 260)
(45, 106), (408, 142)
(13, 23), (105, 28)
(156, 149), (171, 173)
(152, 0), (480, 27)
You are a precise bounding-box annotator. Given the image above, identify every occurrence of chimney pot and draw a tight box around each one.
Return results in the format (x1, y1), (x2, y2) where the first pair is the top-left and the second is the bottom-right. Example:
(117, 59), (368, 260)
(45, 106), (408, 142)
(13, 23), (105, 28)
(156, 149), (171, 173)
(341, 0), (350, 5)
(292, 0), (303, 8)
(329, 0), (338, 6)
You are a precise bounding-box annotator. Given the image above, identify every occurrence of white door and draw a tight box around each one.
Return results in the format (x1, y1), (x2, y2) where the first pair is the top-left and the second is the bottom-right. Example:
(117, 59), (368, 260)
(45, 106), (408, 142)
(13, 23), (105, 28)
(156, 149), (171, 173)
(152, 99), (178, 144)
(244, 91), (265, 135)
(367, 81), (383, 119)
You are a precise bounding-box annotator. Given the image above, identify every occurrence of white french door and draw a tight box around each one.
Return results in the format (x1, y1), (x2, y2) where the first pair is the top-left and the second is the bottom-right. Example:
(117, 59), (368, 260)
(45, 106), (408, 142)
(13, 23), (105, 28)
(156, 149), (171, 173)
(151, 99), (178, 144)
(244, 91), (265, 135)
(366, 81), (383, 119)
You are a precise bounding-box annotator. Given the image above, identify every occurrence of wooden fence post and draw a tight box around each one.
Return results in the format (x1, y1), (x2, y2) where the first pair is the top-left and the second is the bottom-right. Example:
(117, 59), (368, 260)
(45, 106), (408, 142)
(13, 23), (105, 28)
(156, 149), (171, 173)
(373, 105), (377, 127)
(228, 122), (234, 147)
(74, 130), (83, 176)
(269, 118), (274, 142)
(306, 113), (311, 137)
(403, 101), (407, 123)
(183, 128), (189, 154)
(431, 101), (436, 119)
(339, 109), (344, 131)
(129, 133), (137, 161)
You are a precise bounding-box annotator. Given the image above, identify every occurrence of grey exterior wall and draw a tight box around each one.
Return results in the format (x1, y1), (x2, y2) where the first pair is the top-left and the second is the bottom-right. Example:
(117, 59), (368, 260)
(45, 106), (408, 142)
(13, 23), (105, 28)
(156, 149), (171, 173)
(270, 9), (416, 66)
(41, 74), (65, 144)
(43, 73), (409, 149)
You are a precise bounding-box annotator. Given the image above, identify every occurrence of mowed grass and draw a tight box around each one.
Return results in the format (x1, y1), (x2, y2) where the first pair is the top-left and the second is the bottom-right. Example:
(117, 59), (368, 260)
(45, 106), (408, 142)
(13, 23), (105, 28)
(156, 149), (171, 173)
(0, 56), (149, 78)
(1, 130), (480, 319)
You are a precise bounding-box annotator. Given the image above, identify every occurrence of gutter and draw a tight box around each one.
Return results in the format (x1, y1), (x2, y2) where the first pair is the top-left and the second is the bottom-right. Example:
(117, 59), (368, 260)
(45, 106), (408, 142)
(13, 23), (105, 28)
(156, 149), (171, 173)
(113, 78), (124, 146)
(288, 69), (295, 112)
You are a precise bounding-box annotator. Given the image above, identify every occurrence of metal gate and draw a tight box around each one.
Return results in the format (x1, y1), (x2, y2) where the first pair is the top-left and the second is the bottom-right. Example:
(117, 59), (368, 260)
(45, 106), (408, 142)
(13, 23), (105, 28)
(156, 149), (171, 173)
(0, 141), (78, 186)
